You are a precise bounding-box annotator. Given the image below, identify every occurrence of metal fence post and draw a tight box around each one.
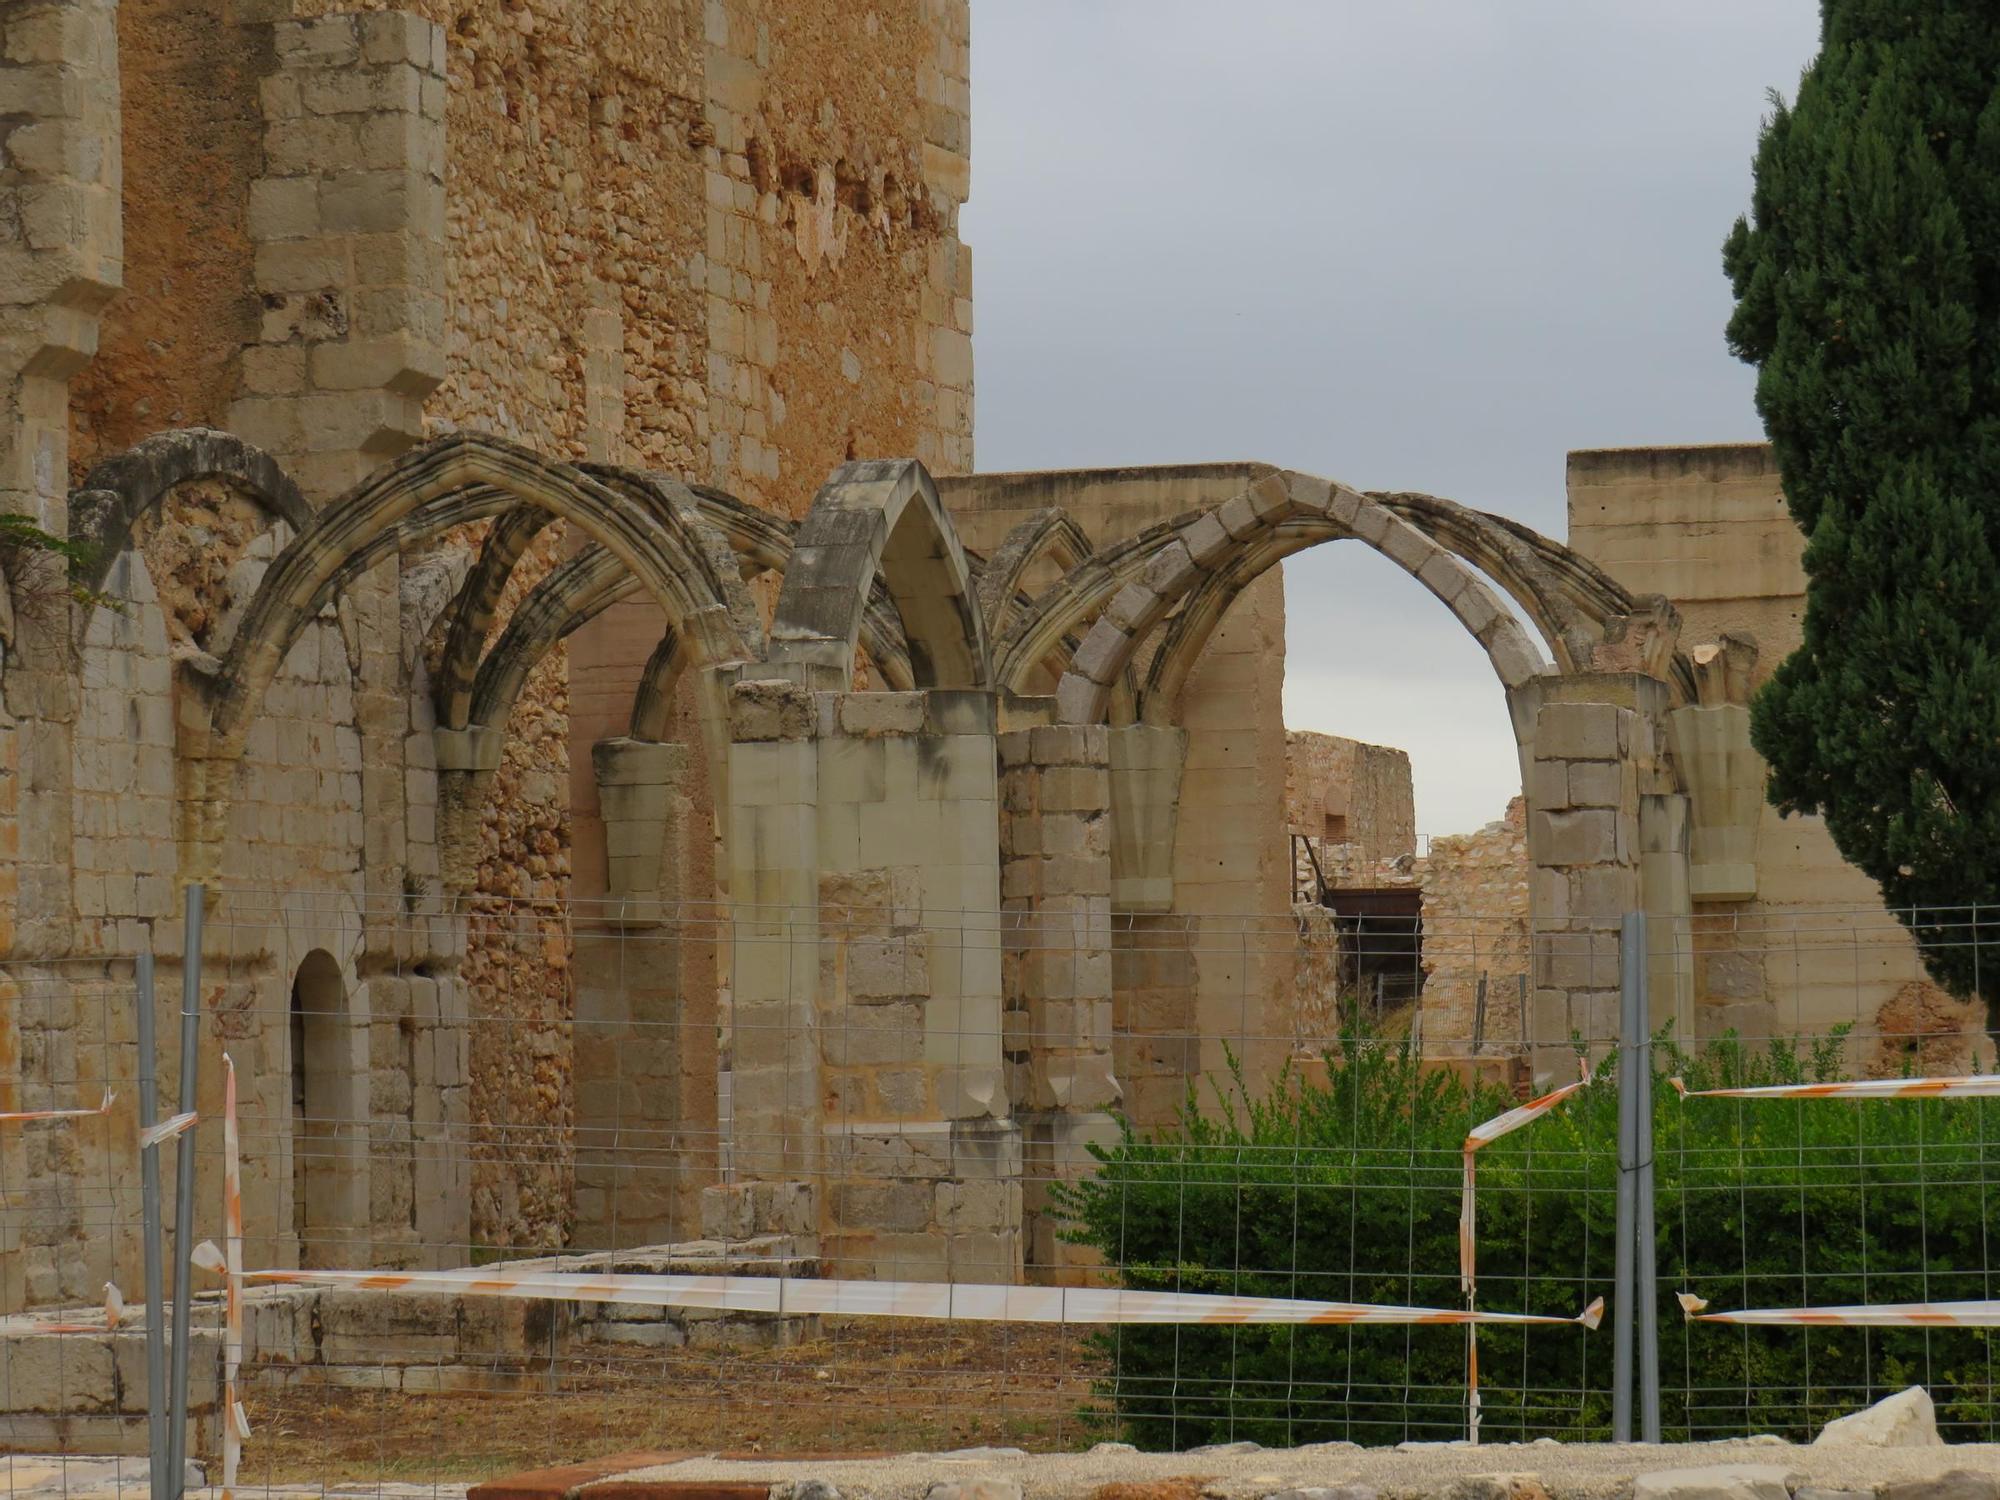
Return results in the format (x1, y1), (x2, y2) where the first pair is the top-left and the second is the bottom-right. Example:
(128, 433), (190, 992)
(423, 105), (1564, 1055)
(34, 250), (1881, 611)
(1631, 911), (1662, 1442)
(1613, 914), (1638, 1442)
(135, 953), (169, 1500)
(166, 883), (206, 1497)
(1616, 910), (1662, 1442)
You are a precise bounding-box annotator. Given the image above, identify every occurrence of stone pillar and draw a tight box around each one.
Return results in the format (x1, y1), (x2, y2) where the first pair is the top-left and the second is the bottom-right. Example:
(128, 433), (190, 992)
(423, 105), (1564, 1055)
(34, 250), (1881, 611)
(229, 9), (445, 497)
(0, 0), (123, 965)
(213, 9), (460, 1265)
(713, 676), (822, 1219)
(0, 1), (121, 1311)
(809, 687), (1018, 1284)
(1000, 722), (1119, 1284)
(1522, 673), (1676, 1078)
(571, 737), (700, 1249)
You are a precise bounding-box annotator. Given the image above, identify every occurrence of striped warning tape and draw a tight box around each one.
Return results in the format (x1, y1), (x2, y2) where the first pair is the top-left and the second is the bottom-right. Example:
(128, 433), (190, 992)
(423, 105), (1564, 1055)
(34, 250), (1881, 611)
(211, 1262), (1608, 1329)
(1460, 1057), (1593, 1442)
(1669, 1073), (2000, 1101)
(28, 1283), (123, 1335)
(194, 1038), (1599, 1485)
(139, 1110), (198, 1150)
(188, 1061), (248, 1499)
(1679, 1292), (2000, 1327)
(1674, 1071), (2000, 1329)
(0, 1090), (114, 1125)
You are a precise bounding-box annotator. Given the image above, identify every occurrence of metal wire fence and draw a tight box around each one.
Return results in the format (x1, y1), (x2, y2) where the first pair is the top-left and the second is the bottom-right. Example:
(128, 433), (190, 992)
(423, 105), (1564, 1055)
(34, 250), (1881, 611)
(1, 895), (1995, 1493)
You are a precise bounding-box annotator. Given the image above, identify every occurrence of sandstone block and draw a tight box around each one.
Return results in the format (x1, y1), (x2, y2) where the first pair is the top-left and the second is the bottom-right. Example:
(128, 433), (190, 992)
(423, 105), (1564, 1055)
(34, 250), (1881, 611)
(1103, 580), (1157, 634)
(839, 692), (925, 737)
(732, 678), (814, 741)
(1141, 538), (1199, 597)
(1878, 1473), (2000, 1500)
(1029, 723), (1108, 767)
(1531, 808), (1618, 867)
(1055, 672), (1102, 726)
(1631, 1466), (1803, 1500)
(1183, 511), (1231, 567)
(847, 934), (929, 1001)
(1216, 491), (1260, 539)
(1537, 702), (1622, 760)
(1814, 1385), (1941, 1447)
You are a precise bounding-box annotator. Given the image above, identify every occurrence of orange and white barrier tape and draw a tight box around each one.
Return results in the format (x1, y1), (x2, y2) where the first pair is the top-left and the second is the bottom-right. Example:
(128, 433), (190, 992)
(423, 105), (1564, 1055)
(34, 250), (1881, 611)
(28, 1283), (123, 1335)
(1679, 1292), (2000, 1328)
(211, 1261), (1607, 1330)
(1675, 1074), (2000, 1331)
(1459, 1057), (1593, 1442)
(0, 1089), (114, 1125)
(139, 1110), (198, 1150)
(189, 1057), (246, 1499)
(1669, 1074), (2000, 1101)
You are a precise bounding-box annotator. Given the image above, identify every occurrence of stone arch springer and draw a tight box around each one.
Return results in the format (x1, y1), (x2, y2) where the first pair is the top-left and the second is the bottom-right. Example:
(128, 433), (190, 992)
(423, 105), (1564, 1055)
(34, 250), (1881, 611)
(770, 458), (990, 691)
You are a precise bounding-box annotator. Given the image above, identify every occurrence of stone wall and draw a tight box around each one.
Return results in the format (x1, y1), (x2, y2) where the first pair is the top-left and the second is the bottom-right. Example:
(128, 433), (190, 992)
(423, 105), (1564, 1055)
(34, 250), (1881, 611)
(1284, 730), (1415, 868)
(1567, 445), (1991, 1064)
(30, 0), (977, 1266)
(1417, 796), (1529, 1051)
(941, 465), (1294, 1127)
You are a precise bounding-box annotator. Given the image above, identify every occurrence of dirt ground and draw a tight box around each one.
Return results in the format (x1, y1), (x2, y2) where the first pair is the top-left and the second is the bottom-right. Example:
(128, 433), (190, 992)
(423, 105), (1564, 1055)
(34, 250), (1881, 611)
(231, 1321), (1107, 1485)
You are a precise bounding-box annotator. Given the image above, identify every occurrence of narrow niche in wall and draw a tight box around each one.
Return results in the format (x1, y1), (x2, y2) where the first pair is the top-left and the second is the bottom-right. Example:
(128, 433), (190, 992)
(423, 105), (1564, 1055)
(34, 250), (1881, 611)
(289, 949), (352, 1261)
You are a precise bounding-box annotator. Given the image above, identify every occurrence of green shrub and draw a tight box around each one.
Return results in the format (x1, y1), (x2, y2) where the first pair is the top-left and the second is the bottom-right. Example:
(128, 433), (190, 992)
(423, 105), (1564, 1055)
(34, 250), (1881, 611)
(1054, 1031), (1998, 1448)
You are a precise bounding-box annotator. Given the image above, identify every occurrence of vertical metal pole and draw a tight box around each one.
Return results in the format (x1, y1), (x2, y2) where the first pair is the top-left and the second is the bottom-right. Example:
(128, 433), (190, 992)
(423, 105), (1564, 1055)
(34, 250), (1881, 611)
(166, 884), (205, 1497)
(1630, 913), (1662, 1441)
(135, 954), (169, 1500)
(1613, 914), (1641, 1442)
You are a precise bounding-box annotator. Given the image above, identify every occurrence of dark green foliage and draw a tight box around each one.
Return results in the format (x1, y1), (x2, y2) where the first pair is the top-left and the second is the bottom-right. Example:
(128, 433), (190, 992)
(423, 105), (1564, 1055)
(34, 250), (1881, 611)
(1055, 1034), (1999, 1449)
(0, 511), (115, 621)
(1723, 2), (2000, 1027)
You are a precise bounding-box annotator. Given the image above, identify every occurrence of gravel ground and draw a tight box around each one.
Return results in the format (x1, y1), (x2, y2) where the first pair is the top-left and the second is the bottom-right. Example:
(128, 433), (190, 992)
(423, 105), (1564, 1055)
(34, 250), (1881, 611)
(613, 1439), (2000, 1500)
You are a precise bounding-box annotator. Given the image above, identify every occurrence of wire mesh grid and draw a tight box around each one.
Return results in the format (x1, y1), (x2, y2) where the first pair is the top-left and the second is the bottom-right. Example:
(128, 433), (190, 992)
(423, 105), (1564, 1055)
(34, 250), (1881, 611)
(0, 896), (1995, 1489)
(1651, 907), (2000, 1442)
(0, 961), (152, 1461)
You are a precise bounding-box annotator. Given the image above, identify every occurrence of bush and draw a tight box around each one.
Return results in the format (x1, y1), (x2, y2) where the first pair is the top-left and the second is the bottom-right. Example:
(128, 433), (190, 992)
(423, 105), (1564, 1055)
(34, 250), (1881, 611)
(1054, 1031), (1999, 1448)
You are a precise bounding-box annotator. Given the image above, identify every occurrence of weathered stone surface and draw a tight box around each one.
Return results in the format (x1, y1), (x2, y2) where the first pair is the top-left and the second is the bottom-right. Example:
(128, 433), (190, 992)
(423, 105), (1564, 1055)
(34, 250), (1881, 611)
(1878, 1472), (2000, 1500)
(1631, 1465), (1805, 1500)
(1814, 1385), (1941, 1448)
(925, 1479), (1023, 1500)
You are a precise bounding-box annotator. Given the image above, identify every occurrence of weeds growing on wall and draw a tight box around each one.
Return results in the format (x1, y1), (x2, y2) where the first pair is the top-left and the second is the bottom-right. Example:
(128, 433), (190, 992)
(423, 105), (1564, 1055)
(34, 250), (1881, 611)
(1054, 1030), (1999, 1448)
(0, 512), (114, 628)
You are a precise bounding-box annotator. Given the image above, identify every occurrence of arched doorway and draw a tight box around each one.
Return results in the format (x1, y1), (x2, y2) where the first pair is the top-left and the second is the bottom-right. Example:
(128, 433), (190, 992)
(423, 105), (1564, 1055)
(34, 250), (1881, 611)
(289, 949), (366, 1266)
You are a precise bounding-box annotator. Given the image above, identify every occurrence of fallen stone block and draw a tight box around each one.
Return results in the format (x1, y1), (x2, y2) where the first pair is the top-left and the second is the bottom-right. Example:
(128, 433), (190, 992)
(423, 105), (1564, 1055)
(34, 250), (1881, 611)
(1812, 1385), (1941, 1448)
(925, 1479), (1023, 1500)
(1879, 1473), (2000, 1500)
(1631, 1465), (1805, 1500)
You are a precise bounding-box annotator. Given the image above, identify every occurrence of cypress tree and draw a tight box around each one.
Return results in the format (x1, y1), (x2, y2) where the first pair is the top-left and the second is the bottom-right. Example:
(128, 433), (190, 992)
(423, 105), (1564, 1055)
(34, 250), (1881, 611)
(1724, 1), (2000, 1031)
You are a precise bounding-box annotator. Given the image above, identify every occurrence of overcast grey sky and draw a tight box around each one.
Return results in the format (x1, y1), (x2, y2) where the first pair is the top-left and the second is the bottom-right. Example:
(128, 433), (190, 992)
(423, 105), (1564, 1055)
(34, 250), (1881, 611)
(962, 1), (1822, 837)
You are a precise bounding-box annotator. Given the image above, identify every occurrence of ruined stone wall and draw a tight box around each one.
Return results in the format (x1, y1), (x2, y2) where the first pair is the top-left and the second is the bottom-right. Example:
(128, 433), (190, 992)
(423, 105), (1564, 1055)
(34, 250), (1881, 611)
(48, 0), (975, 1262)
(941, 466), (1294, 1126)
(1417, 796), (1529, 1051)
(1567, 445), (1988, 1066)
(1284, 729), (1415, 872)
